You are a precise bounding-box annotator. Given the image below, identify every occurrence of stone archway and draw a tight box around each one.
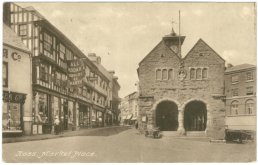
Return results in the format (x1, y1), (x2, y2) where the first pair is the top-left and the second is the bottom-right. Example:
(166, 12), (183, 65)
(184, 100), (207, 131)
(156, 101), (179, 131)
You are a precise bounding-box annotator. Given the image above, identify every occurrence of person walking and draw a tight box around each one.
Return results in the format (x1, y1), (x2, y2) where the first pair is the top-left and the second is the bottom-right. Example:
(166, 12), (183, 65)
(54, 116), (60, 135)
(135, 121), (138, 129)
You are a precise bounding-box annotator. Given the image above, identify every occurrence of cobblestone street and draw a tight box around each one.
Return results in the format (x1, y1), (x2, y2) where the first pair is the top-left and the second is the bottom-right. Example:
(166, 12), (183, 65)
(2, 127), (256, 163)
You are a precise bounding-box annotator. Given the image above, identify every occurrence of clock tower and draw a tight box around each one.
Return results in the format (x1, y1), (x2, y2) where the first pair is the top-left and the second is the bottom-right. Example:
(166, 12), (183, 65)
(162, 28), (185, 58)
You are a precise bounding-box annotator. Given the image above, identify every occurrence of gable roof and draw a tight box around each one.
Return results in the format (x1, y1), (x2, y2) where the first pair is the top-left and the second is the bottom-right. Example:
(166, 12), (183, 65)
(3, 23), (31, 53)
(139, 40), (181, 65)
(183, 38), (225, 62)
(225, 63), (256, 73)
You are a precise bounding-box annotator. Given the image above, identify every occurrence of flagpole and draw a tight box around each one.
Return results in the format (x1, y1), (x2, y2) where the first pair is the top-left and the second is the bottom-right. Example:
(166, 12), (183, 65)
(178, 10), (181, 58)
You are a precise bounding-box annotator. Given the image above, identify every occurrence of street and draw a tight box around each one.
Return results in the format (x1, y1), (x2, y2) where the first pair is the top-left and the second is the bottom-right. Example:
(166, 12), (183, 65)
(2, 127), (256, 163)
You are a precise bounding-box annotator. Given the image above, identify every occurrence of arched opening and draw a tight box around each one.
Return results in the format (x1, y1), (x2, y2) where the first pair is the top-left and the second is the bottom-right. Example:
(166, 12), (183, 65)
(156, 101), (178, 131)
(184, 101), (207, 131)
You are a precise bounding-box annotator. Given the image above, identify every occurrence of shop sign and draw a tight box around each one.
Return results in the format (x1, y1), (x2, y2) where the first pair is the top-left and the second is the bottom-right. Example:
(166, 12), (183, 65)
(3, 48), (21, 61)
(67, 59), (85, 88)
(3, 91), (26, 103)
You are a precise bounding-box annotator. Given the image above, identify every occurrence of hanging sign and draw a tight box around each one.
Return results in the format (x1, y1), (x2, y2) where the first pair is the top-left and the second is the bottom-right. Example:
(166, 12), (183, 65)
(67, 59), (85, 88)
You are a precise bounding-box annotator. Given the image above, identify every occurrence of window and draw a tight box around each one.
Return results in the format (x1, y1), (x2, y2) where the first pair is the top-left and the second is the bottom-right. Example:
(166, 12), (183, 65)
(168, 69), (173, 80)
(196, 68), (202, 79)
(232, 88), (238, 97)
(162, 69), (168, 80)
(19, 24), (27, 36)
(246, 71), (254, 81)
(245, 100), (254, 115)
(230, 101), (239, 115)
(54, 72), (61, 86)
(156, 69), (162, 80)
(66, 49), (73, 61)
(231, 75), (239, 84)
(37, 92), (49, 124)
(3, 62), (8, 87)
(202, 68), (208, 79)
(39, 63), (49, 82)
(190, 68), (195, 79)
(246, 86), (254, 95)
(59, 43), (66, 60)
(43, 32), (53, 53)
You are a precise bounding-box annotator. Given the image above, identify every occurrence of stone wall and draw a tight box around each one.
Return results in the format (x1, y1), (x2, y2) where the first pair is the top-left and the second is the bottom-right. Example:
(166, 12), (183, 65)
(138, 38), (226, 139)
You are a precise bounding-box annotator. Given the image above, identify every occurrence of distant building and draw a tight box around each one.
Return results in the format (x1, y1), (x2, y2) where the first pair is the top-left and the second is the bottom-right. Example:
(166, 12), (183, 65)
(120, 92), (139, 125)
(3, 24), (32, 136)
(137, 29), (225, 139)
(225, 64), (256, 132)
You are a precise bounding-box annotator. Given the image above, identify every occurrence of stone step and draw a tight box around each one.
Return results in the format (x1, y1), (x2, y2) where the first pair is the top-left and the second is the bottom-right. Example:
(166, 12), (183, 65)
(161, 131), (207, 137)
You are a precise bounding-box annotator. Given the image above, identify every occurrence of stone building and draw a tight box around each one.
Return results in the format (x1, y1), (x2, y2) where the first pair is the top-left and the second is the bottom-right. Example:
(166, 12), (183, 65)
(137, 29), (226, 139)
(3, 23), (32, 136)
(225, 64), (256, 132)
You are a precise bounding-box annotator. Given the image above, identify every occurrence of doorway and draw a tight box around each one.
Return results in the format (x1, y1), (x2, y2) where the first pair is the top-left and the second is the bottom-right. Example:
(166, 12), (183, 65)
(156, 101), (178, 131)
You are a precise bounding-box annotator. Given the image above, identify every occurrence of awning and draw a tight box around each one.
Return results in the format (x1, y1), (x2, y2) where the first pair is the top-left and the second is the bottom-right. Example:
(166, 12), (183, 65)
(122, 116), (127, 120)
(126, 114), (133, 120)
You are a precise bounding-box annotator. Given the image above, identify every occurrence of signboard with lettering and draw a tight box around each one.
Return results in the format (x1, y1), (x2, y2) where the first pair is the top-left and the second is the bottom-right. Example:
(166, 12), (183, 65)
(67, 59), (85, 88)
(3, 91), (26, 103)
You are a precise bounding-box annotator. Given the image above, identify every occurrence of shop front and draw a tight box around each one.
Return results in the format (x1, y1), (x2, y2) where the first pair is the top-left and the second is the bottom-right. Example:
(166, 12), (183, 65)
(3, 91), (26, 137)
(79, 103), (90, 128)
(92, 105), (105, 128)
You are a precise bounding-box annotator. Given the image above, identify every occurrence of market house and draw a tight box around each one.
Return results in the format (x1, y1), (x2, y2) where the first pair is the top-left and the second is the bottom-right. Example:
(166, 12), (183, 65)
(3, 23), (32, 136)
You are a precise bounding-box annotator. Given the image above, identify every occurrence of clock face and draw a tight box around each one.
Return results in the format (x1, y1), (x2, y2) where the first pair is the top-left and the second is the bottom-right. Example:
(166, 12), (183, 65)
(171, 45), (178, 53)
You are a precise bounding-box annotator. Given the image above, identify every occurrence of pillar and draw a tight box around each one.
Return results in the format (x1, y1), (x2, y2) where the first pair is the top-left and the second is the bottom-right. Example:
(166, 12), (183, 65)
(177, 109), (185, 135)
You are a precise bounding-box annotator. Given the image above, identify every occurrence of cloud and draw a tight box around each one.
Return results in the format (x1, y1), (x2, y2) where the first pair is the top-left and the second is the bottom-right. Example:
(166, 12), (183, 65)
(240, 6), (253, 18)
(51, 10), (63, 18)
(193, 9), (203, 16)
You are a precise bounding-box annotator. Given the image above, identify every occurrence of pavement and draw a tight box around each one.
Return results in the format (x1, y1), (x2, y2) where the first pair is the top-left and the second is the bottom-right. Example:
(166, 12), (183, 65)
(2, 125), (131, 144)
(2, 127), (256, 163)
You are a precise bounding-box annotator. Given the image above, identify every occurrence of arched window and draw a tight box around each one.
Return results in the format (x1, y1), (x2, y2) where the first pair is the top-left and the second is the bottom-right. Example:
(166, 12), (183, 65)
(196, 68), (202, 80)
(230, 101), (239, 115)
(245, 99), (254, 115)
(190, 68), (195, 80)
(202, 68), (208, 79)
(168, 69), (173, 80)
(162, 69), (168, 80)
(156, 69), (161, 80)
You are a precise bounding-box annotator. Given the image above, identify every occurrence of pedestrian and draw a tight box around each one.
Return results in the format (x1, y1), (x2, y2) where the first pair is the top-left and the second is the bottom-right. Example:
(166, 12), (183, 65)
(54, 116), (60, 135)
(135, 121), (138, 129)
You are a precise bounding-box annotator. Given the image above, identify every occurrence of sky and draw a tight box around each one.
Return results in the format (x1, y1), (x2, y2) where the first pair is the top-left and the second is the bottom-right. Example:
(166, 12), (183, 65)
(17, 2), (257, 98)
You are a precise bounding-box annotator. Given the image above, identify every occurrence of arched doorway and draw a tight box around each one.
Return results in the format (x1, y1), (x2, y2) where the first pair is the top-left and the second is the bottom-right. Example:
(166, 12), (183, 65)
(184, 101), (207, 131)
(156, 101), (178, 131)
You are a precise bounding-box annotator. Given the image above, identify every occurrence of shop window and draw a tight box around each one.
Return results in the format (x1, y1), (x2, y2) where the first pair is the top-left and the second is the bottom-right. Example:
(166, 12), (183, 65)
(246, 86), (254, 95)
(39, 63), (49, 82)
(232, 88), (238, 97)
(59, 43), (66, 60)
(196, 68), (202, 80)
(202, 68), (208, 79)
(190, 68), (195, 80)
(168, 69), (173, 80)
(43, 32), (53, 53)
(231, 75), (239, 84)
(246, 71), (254, 81)
(19, 24), (27, 36)
(156, 69), (162, 80)
(3, 102), (21, 131)
(230, 101), (239, 115)
(162, 69), (168, 80)
(37, 93), (49, 124)
(3, 62), (8, 87)
(245, 99), (254, 115)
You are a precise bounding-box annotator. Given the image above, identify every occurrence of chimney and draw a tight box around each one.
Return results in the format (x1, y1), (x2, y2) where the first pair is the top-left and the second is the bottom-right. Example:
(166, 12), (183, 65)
(88, 53), (97, 62)
(96, 56), (101, 64)
(227, 63), (233, 68)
